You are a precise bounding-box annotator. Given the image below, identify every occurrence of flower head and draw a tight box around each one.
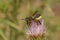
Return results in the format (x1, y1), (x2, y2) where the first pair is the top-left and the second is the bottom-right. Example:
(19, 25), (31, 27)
(26, 19), (45, 37)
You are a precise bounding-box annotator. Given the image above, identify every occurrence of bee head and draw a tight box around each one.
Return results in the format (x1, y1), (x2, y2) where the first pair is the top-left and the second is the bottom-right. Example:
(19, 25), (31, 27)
(25, 17), (33, 21)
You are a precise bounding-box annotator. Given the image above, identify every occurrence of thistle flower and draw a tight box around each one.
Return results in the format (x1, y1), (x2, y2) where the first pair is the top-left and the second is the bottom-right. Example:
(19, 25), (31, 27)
(26, 19), (45, 37)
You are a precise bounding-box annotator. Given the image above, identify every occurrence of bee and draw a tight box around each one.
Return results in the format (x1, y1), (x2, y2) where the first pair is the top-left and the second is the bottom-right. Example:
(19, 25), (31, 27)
(25, 11), (42, 26)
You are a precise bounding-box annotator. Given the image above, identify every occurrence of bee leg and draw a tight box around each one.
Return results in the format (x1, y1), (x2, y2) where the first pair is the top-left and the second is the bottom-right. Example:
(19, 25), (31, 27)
(38, 20), (41, 24)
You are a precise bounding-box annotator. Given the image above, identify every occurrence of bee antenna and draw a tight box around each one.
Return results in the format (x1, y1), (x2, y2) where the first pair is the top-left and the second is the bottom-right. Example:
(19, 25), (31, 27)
(20, 19), (25, 20)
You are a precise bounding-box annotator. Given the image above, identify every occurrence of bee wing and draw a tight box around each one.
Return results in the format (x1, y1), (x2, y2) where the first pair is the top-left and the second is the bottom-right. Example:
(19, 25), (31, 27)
(32, 11), (38, 16)
(32, 11), (41, 19)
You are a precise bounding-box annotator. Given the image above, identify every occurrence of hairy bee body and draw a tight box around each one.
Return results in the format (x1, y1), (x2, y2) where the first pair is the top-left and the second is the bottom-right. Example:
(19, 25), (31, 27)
(25, 11), (42, 26)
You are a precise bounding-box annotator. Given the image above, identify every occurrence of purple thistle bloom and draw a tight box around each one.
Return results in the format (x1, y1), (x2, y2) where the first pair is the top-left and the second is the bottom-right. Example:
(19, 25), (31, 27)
(26, 19), (45, 37)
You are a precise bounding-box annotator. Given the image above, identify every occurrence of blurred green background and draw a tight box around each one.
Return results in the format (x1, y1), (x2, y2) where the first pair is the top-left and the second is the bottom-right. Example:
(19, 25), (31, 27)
(0, 0), (60, 40)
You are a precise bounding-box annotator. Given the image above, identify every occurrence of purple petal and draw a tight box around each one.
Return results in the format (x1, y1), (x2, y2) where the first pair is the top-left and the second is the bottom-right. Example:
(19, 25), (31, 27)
(26, 19), (45, 36)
